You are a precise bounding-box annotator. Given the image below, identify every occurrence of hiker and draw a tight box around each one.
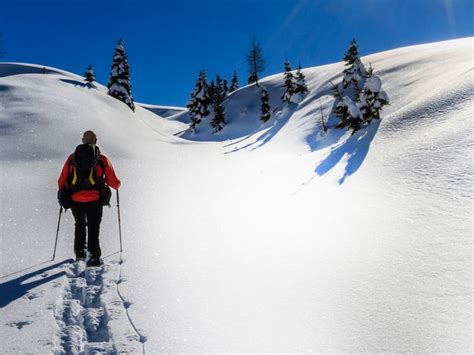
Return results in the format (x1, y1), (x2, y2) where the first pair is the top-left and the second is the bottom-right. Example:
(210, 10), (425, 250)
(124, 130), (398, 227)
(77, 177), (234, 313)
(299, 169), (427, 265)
(57, 130), (121, 266)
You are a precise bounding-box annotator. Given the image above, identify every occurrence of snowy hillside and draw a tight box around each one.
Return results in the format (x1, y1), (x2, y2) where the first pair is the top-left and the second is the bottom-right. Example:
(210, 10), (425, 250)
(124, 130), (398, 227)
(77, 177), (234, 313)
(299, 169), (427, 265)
(0, 37), (472, 353)
(137, 103), (186, 118)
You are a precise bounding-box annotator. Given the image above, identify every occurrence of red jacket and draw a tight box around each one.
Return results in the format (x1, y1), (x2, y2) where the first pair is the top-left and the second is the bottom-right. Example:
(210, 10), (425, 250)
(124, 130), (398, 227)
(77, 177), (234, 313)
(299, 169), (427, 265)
(58, 153), (121, 203)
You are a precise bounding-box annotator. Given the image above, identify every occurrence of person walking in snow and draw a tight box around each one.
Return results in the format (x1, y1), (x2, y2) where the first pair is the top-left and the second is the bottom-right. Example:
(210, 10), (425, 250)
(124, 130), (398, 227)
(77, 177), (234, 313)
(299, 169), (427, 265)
(58, 130), (121, 266)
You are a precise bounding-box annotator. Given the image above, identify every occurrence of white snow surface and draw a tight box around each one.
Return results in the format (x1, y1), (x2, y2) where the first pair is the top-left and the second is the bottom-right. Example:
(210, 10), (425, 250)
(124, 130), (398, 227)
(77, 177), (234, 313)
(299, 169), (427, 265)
(0, 38), (473, 353)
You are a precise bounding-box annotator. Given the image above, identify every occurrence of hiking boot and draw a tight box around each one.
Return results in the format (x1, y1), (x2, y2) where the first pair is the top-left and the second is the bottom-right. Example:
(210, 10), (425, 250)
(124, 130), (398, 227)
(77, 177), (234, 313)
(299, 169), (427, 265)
(75, 252), (86, 261)
(87, 257), (102, 267)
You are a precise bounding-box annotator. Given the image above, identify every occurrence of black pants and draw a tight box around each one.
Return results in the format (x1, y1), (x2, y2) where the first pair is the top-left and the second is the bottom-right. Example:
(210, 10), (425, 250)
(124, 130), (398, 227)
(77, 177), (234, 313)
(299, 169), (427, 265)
(71, 201), (103, 260)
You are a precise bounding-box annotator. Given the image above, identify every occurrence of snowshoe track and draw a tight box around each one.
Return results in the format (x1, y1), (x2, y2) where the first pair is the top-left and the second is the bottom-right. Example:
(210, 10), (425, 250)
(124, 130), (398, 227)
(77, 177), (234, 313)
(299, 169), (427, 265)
(53, 260), (143, 354)
(54, 262), (114, 354)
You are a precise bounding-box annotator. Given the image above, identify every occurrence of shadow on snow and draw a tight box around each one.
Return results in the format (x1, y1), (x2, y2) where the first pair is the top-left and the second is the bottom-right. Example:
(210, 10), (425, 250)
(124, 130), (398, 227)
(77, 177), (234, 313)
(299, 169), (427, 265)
(60, 79), (91, 88)
(224, 108), (293, 153)
(0, 259), (72, 308)
(313, 120), (380, 184)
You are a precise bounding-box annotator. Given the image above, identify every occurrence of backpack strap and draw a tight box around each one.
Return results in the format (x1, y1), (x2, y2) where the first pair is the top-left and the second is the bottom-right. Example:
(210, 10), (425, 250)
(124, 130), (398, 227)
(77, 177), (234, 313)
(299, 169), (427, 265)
(97, 157), (106, 180)
(97, 157), (105, 172)
(67, 155), (74, 188)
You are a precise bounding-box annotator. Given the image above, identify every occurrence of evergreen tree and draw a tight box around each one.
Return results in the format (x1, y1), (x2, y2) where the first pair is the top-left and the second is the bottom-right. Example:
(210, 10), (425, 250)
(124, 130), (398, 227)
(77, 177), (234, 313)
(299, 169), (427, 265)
(209, 75), (225, 102)
(207, 80), (217, 106)
(293, 64), (308, 96)
(334, 96), (363, 132)
(223, 78), (229, 94)
(215, 75), (223, 94)
(107, 39), (135, 111)
(343, 38), (359, 64)
(281, 58), (295, 103)
(210, 78), (226, 132)
(260, 86), (271, 123)
(358, 73), (389, 123)
(229, 71), (239, 93)
(246, 37), (265, 86)
(342, 38), (366, 91)
(187, 70), (210, 133)
(84, 64), (96, 87)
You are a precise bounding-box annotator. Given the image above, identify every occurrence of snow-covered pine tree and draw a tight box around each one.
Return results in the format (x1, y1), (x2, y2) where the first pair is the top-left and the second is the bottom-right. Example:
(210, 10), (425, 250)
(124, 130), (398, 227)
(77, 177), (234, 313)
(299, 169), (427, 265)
(209, 74), (226, 101)
(215, 75), (223, 96)
(107, 39), (135, 111)
(342, 38), (366, 93)
(246, 37), (265, 86)
(332, 40), (372, 132)
(294, 65), (308, 97)
(187, 70), (210, 133)
(260, 86), (271, 123)
(84, 64), (96, 88)
(210, 77), (226, 132)
(358, 73), (389, 123)
(223, 78), (229, 94)
(281, 58), (295, 103)
(229, 71), (239, 93)
(334, 96), (363, 132)
(207, 80), (216, 106)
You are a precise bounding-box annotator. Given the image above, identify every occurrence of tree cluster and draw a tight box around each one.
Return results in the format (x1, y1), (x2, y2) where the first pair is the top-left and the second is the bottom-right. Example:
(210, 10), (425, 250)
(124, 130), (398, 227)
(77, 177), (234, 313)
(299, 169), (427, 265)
(78, 39), (135, 111)
(187, 37), (312, 133)
(333, 39), (389, 133)
(281, 59), (308, 104)
(187, 71), (236, 133)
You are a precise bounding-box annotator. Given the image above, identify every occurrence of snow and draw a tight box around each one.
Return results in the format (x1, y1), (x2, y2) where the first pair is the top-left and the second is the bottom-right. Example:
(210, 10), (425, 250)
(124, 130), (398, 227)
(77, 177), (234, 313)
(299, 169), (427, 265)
(0, 37), (473, 353)
(339, 95), (362, 119)
(364, 74), (382, 93)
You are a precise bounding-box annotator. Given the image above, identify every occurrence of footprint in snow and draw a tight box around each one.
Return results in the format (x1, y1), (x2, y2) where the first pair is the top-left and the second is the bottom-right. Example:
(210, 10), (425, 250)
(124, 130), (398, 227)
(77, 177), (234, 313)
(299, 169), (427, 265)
(23, 290), (44, 300)
(6, 320), (32, 330)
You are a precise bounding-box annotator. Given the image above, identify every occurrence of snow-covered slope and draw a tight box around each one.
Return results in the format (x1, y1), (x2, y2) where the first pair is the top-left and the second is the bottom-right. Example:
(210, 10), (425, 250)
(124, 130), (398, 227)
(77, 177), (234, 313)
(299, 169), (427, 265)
(0, 63), (76, 78)
(0, 37), (472, 353)
(137, 103), (186, 118)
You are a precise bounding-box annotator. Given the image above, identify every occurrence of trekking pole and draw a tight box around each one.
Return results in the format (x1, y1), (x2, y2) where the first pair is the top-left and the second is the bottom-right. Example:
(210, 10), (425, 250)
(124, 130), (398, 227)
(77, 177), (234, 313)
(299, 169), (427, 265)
(52, 206), (63, 261)
(116, 190), (123, 252)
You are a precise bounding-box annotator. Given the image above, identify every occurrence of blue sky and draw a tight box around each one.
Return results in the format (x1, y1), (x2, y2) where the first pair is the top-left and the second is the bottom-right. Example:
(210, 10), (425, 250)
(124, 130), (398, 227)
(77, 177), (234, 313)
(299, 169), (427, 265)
(1, 0), (472, 106)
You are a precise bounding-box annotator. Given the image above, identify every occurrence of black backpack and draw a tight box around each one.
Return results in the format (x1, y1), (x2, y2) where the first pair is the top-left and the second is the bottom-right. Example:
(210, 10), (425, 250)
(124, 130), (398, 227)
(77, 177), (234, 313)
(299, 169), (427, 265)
(68, 144), (104, 192)
(58, 144), (111, 209)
